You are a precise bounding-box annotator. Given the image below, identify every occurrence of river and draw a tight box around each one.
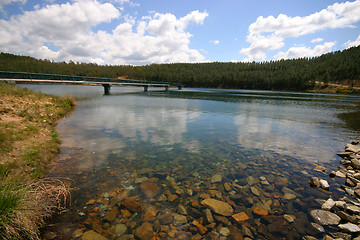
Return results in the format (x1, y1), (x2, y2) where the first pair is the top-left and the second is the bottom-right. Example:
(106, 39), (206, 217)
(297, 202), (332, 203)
(22, 84), (360, 239)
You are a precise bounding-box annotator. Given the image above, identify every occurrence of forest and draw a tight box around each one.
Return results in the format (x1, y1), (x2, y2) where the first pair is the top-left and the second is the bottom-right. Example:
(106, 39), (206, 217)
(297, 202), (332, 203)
(0, 46), (359, 91)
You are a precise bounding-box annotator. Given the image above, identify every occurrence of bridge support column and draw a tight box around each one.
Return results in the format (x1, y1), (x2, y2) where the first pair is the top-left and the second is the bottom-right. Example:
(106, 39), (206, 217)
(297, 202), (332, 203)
(103, 84), (111, 95)
(165, 86), (169, 91)
(144, 85), (148, 92)
(178, 86), (182, 90)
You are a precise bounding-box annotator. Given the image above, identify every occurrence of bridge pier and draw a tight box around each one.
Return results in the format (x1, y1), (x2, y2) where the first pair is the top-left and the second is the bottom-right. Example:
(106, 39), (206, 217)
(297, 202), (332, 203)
(178, 86), (182, 90)
(144, 85), (148, 92)
(165, 86), (169, 91)
(102, 84), (111, 95)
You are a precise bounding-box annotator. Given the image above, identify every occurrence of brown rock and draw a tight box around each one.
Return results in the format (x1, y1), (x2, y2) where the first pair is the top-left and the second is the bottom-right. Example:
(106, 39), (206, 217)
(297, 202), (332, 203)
(140, 182), (162, 198)
(82, 230), (108, 240)
(143, 210), (159, 222)
(253, 207), (268, 216)
(158, 212), (173, 225)
(191, 200), (200, 208)
(199, 193), (211, 199)
(168, 194), (178, 202)
(268, 219), (290, 235)
(104, 207), (119, 222)
(224, 182), (232, 192)
(123, 197), (142, 212)
(120, 209), (132, 218)
(201, 198), (234, 216)
(232, 212), (250, 222)
(192, 220), (207, 235)
(314, 165), (326, 172)
(214, 215), (230, 225)
(134, 222), (154, 240)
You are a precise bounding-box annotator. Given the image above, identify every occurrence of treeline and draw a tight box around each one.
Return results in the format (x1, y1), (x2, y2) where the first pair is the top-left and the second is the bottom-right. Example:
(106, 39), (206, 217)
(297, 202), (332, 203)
(1, 46), (360, 91)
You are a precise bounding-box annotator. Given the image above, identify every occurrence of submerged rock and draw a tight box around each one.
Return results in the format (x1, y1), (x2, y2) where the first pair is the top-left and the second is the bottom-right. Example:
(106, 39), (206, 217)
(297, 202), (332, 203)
(82, 230), (108, 240)
(201, 198), (234, 216)
(134, 222), (154, 240)
(232, 212), (249, 222)
(211, 174), (222, 183)
(123, 197), (142, 212)
(310, 209), (341, 225)
(309, 177), (321, 188)
(140, 182), (162, 198)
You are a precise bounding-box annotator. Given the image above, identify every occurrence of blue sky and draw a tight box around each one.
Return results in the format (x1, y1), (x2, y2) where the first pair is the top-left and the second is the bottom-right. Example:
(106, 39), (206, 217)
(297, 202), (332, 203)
(0, 0), (359, 65)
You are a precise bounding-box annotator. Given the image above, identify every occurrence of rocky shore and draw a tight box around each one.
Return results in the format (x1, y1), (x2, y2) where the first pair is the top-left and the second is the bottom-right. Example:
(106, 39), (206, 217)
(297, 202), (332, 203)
(308, 140), (360, 240)
(42, 140), (360, 240)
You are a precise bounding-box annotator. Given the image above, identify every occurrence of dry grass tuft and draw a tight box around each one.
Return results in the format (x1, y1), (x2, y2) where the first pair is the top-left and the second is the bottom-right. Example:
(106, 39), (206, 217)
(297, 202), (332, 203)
(1, 178), (70, 240)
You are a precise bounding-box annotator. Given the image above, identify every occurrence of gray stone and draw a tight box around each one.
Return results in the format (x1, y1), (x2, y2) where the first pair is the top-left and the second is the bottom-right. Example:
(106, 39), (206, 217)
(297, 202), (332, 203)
(337, 152), (351, 159)
(201, 198), (234, 216)
(321, 198), (335, 211)
(250, 186), (261, 196)
(351, 158), (360, 169)
(309, 177), (321, 187)
(330, 232), (352, 240)
(211, 174), (222, 183)
(173, 214), (187, 226)
(335, 201), (347, 209)
(314, 165), (326, 172)
(346, 144), (360, 153)
(319, 179), (329, 190)
(135, 177), (148, 184)
(112, 224), (127, 237)
(354, 172), (360, 180)
(177, 205), (188, 215)
(310, 222), (324, 233)
(337, 211), (357, 223)
(339, 223), (360, 233)
(283, 192), (296, 200)
(242, 225), (254, 238)
(283, 214), (296, 223)
(203, 208), (214, 223)
(219, 227), (230, 236)
(247, 176), (255, 185)
(346, 205), (360, 214)
(335, 171), (346, 178)
(282, 187), (297, 200)
(310, 209), (341, 225)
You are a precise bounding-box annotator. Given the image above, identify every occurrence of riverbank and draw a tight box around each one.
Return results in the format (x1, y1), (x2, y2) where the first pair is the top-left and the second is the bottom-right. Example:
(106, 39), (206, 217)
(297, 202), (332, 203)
(0, 82), (74, 239)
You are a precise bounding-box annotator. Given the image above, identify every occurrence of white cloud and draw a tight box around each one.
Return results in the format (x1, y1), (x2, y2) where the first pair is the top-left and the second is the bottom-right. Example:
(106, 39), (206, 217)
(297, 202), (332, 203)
(311, 38), (323, 43)
(241, 0), (360, 61)
(345, 34), (360, 48)
(0, 1), (208, 65)
(210, 40), (220, 45)
(275, 41), (336, 60)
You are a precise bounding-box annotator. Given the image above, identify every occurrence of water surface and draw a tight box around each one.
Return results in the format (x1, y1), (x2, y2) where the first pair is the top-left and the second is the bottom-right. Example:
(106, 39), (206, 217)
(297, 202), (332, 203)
(22, 84), (360, 239)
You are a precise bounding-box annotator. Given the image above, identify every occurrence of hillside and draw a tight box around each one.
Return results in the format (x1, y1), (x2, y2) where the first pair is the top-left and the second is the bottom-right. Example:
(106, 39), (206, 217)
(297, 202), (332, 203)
(1, 46), (360, 92)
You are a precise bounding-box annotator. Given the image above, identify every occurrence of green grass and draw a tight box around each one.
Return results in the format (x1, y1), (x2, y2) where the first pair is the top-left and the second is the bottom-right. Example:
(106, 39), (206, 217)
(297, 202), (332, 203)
(0, 82), (74, 239)
(0, 180), (27, 240)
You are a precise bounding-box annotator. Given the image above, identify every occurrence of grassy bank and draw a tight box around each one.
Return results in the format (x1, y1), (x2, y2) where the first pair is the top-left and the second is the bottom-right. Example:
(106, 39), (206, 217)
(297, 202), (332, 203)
(0, 82), (74, 239)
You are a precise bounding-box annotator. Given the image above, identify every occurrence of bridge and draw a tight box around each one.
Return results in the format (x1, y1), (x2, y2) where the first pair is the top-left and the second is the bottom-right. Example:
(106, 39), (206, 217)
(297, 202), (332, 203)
(0, 71), (183, 94)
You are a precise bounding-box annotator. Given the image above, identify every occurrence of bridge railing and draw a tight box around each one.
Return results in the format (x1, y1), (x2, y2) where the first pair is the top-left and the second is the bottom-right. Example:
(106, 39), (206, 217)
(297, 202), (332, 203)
(0, 71), (182, 88)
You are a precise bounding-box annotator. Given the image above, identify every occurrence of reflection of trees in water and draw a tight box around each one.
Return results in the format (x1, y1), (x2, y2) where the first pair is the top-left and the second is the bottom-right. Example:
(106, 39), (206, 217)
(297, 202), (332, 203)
(338, 104), (360, 132)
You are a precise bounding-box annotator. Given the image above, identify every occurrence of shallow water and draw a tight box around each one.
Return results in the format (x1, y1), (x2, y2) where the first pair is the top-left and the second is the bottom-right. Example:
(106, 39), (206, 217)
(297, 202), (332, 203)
(22, 84), (360, 239)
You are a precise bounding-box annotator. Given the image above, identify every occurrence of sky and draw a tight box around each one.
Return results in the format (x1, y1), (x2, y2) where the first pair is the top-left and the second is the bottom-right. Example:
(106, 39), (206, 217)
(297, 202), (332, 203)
(0, 0), (360, 65)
